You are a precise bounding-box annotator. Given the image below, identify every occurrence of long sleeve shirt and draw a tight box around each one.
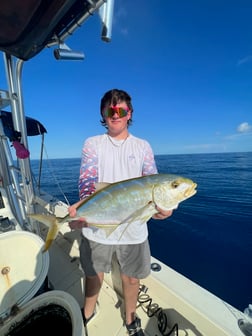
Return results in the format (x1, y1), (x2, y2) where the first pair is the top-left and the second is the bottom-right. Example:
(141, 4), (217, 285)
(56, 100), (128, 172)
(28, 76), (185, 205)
(78, 133), (158, 244)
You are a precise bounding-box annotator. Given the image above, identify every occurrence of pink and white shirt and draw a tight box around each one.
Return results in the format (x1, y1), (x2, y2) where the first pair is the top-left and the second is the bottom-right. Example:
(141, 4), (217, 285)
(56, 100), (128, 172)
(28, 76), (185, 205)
(78, 133), (158, 244)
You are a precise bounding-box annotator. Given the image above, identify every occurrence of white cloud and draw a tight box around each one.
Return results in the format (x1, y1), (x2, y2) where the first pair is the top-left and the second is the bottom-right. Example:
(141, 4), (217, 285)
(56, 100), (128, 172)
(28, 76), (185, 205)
(224, 122), (252, 140)
(237, 122), (252, 133)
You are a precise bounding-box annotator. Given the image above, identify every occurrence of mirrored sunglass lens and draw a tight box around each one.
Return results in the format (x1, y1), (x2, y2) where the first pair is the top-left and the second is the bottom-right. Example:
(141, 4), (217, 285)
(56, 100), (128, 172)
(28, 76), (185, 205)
(118, 108), (128, 117)
(105, 107), (128, 118)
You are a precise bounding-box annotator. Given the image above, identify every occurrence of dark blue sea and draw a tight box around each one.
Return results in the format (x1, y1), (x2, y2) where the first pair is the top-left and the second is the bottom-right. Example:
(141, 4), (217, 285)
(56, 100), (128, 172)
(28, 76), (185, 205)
(31, 152), (252, 312)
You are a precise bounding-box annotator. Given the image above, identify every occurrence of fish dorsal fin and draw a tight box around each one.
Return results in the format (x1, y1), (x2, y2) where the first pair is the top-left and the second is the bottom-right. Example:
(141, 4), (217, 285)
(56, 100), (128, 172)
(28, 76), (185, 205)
(94, 182), (111, 191)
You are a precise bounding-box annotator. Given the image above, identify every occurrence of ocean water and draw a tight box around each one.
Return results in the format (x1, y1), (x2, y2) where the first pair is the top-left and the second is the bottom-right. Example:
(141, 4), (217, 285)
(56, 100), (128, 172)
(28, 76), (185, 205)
(31, 152), (252, 312)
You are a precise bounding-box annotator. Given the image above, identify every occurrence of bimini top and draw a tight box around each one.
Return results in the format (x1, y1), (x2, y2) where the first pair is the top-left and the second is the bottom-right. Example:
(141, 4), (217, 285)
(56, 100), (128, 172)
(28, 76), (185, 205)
(0, 110), (47, 139)
(0, 0), (105, 60)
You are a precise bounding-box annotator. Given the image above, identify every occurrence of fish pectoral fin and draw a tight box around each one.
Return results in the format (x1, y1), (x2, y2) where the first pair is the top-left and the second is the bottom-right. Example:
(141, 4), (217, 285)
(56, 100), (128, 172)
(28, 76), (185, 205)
(120, 202), (156, 225)
(116, 203), (156, 241)
(86, 202), (155, 241)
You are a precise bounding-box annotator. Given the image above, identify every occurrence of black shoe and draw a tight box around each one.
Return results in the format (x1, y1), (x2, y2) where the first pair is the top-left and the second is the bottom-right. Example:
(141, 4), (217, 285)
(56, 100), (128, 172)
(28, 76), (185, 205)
(126, 316), (145, 336)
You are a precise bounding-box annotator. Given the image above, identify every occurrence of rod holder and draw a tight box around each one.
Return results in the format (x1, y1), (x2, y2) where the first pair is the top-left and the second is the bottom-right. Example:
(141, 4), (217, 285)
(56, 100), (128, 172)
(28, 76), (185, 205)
(53, 43), (84, 60)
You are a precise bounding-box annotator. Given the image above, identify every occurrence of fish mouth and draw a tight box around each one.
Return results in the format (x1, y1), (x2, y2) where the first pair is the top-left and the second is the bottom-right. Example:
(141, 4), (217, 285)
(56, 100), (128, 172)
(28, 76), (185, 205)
(184, 183), (197, 197)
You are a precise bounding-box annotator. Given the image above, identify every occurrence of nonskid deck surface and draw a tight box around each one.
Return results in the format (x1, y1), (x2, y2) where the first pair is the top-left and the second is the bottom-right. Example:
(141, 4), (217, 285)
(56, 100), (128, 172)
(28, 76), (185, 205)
(43, 223), (178, 335)
(43, 222), (246, 336)
(46, 244), (176, 335)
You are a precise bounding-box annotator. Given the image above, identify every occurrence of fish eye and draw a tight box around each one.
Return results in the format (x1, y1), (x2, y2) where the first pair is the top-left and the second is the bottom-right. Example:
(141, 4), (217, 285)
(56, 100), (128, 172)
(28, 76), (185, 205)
(171, 180), (180, 188)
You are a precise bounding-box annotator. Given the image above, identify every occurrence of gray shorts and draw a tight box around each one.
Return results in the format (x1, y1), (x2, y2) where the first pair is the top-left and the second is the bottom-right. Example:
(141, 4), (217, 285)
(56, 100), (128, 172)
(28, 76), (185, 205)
(79, 236), (151, 279)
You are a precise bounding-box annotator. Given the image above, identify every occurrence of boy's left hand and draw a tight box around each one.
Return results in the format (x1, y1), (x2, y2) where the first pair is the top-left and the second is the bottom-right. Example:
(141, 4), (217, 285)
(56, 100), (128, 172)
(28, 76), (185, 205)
(152, 206), (174, 220)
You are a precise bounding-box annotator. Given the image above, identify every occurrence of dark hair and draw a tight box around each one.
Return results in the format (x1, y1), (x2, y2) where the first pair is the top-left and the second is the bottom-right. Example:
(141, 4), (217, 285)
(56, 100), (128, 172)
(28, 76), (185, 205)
(100, 89), (133, 128)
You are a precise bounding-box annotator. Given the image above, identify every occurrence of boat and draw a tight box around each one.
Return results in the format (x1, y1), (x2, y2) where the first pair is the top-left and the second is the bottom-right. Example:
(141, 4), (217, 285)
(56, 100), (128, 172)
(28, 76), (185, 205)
(0, 1), (251, 335)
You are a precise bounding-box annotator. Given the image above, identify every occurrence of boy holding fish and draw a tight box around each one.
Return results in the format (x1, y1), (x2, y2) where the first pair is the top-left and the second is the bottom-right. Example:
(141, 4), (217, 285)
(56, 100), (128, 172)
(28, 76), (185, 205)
(69, 89), (173, 336)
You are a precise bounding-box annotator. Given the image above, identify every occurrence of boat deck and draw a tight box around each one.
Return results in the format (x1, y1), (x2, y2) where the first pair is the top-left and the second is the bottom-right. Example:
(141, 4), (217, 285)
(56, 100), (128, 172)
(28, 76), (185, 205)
(45, 224), (180, 336)
(42, 221), (246, 336)
(0, 185), (248, 336)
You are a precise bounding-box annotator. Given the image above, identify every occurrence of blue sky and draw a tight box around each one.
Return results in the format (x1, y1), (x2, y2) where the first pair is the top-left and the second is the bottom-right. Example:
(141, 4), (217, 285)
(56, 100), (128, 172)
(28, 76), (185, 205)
(1, 0), (252, 159)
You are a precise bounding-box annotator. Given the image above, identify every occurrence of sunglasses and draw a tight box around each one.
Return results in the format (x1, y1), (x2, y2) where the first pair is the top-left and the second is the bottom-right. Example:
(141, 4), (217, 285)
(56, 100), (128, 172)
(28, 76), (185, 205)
(103, 106), (129, 118)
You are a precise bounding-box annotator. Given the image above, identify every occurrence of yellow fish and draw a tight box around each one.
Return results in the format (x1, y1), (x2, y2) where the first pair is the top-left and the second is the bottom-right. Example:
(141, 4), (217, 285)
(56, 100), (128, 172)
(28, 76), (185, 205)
(29, 174), (197, 252)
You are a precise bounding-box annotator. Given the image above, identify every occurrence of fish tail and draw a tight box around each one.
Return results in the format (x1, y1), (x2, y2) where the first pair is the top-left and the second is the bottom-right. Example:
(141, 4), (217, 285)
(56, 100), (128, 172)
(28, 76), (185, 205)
(28, 213), (59, 252)
(43, 219), (59, 252)
(43, 239), (54, 252)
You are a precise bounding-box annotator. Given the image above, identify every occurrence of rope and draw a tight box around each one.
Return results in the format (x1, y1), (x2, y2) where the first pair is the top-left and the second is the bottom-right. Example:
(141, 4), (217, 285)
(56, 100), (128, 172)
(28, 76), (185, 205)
(138, 284), (178, 336)
(31, 126), (70, 206)
(36, 142), (70, 206)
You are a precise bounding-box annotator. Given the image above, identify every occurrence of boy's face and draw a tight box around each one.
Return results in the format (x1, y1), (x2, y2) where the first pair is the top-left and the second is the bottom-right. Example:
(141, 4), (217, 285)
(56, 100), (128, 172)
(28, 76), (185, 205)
(103, 102), (131, 136)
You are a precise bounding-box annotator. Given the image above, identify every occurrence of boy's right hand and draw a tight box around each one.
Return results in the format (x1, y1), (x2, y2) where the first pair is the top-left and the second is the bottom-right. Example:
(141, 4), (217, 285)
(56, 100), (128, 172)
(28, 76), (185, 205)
(68, 205), (87, 229)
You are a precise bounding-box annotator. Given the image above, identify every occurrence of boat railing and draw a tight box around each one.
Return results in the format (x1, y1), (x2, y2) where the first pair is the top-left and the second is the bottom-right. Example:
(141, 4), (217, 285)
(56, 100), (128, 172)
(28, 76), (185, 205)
(0, 116), (27, 228)
(0, 54), (35, 231)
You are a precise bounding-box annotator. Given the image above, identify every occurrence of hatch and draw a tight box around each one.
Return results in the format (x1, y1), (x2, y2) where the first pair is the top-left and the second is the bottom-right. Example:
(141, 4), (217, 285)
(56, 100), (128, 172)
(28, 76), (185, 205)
(0, 231), (49, 319)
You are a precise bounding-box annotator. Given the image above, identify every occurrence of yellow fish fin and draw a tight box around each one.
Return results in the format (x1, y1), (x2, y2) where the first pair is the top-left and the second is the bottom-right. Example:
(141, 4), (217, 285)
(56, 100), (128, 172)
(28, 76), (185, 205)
(121, 202), (155, 226)
(90, 223), (119, 237)
(43, 219), (59, 252)
(117, 202), (156, 240)
(28, 213), (59, 252)
(94, 182), (111, 191)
